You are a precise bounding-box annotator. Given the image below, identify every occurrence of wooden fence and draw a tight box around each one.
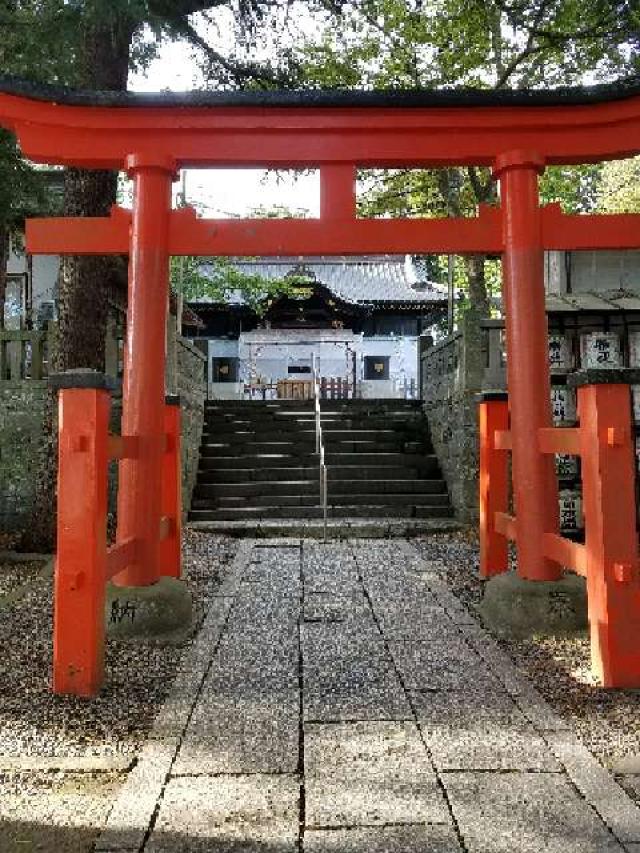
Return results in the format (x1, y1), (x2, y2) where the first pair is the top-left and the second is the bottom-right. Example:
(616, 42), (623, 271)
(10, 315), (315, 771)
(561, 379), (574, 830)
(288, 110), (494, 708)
(0, 329), (51, 381)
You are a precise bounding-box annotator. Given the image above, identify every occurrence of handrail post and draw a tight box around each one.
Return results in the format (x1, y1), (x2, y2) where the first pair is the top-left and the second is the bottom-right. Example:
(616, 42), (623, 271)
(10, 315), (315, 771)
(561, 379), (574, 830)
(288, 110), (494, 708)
(312, 353), (329, 541)
(49, 370), (114, 697)
(478, 392), (510, 578)
(573, 370), (640, 687)
(159, 395), (182, 578)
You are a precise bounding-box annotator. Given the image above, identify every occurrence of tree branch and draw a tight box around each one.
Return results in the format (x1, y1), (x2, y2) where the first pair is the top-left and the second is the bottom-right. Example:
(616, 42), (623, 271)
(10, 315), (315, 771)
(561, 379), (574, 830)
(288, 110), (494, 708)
(178, 18), (299, 88)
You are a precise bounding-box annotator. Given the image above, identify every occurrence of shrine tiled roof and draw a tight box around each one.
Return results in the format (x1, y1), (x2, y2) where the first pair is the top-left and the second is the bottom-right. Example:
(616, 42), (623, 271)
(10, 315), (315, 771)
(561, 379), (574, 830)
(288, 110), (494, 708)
(545, 291), (640, 312)
(196, 256), (446, 308)
(1, 74), (639, 108)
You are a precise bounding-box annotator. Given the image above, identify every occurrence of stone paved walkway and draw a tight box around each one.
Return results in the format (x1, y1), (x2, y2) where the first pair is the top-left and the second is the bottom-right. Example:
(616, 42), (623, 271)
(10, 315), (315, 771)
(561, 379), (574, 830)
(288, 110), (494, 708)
(97, 540), (640, 852)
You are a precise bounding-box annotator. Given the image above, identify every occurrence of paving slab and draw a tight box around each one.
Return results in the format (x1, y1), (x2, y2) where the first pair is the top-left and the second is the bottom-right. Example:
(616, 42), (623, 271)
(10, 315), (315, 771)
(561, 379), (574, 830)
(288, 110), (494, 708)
(304, 678), (413, 722)
(389, 639), (499, 691)
(374, 605), (454, 641)
(95, 738), (179, 851)
(444, 771), (625, 853)
(546, 732), (640, 844)
(174, 689), (300, 775)
(303, 589), (371, 622)
(413, 689), (560, 771)
(89, 538), (635, 851)
(146, 775), (300, 853)
(303, 824), (463, 852)
(304, 721), (449, 827)
(208, 629), (300, 690)
(302, 621), (411, 720)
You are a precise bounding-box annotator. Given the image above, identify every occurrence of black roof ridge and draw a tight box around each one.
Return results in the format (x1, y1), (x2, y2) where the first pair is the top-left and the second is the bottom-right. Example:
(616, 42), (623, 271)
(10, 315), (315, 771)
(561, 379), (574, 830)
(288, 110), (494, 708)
(1, 73), (640, 109)
(224, 256), (409, 264)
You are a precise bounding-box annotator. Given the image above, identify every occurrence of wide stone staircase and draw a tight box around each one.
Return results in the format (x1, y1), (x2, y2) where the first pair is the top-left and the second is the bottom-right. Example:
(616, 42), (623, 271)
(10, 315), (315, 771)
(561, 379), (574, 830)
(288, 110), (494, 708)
(189, 399), (454, 525)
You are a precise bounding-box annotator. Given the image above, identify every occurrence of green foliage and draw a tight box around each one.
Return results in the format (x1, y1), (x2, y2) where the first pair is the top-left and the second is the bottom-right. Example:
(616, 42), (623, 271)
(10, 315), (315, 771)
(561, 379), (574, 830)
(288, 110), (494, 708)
(170, 256), (312, 315)
(539, 165), (603, 213)
(296, 0), (640, 317)
(596, 156), (640, 214)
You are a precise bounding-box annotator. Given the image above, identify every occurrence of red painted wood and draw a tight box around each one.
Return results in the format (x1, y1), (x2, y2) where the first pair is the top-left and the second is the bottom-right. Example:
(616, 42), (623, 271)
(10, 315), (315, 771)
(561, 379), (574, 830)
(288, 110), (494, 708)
(114, 159), (174, 588)
(159, 402), (182, 579)
(578, 384), (640, 688)
(495, 152), (561, 582)
(543, 533), (587, 578)
(3, 91), (640, 168)
(479, 399), (510, 578)
(53, 387), (110, 697)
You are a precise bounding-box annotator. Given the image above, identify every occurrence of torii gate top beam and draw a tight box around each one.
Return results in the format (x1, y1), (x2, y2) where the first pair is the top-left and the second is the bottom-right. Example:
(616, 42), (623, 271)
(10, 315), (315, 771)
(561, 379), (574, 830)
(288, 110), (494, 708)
(1, 74), (640, 169)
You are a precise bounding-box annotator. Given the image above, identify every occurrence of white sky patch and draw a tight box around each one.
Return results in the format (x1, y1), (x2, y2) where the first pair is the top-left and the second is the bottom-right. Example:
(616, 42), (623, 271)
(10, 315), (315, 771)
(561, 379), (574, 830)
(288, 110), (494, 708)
(128, 17), (317, 218)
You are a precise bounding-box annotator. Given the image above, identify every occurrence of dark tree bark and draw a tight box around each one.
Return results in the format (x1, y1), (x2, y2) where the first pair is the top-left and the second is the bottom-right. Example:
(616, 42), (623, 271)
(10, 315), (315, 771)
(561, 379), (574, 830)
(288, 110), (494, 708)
(0, 224), (8, 330)
(25, 18), (134, 551)
(465, 254), (491, 319)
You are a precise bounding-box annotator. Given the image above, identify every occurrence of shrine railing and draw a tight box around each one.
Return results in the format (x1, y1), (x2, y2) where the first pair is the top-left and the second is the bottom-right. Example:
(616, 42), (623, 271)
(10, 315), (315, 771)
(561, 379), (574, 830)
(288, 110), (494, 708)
(50, 371), (182, 697)
(312, 356), (328, 540)
(0, 328), (51, 381)
(479, 370), (640, 688)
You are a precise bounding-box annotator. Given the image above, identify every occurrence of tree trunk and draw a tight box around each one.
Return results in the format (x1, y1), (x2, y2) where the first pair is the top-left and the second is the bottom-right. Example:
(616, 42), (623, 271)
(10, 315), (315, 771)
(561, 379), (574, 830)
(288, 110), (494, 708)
(24, 17), (134, 551)
(464, 254), (491, 319)
(0, 223), (8, 330)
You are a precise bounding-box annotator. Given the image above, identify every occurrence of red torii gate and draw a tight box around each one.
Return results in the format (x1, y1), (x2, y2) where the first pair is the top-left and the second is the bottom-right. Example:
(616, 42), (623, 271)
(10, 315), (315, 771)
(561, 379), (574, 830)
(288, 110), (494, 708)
(2, 77), (640, 693)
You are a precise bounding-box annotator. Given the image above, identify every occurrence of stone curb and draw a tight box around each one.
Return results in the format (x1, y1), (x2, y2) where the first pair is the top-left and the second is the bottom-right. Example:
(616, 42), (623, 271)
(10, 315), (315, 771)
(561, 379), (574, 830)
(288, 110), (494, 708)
(545, 732), (640, 846)
(95, 540), (255, 851)
(94, 737), (180, 852)
(402, 540), (640, 845)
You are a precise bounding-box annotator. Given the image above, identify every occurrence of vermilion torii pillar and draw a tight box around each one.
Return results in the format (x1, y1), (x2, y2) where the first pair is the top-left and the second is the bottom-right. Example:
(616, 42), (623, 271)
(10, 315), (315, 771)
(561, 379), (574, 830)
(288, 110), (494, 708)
(115, 155), (175, 587)
(493, 151), (562, 582)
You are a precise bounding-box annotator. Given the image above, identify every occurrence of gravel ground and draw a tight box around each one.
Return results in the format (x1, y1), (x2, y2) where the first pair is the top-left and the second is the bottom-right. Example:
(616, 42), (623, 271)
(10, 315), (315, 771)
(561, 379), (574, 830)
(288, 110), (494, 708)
(413, 531), (640, 797)
(0, 558), (49, 598)
(0, 531), (237, 853)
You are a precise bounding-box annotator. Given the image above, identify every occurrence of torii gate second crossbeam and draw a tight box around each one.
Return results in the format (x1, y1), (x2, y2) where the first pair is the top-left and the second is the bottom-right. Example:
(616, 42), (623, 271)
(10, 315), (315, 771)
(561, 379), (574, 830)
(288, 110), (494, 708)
(2, 77), (640, 693)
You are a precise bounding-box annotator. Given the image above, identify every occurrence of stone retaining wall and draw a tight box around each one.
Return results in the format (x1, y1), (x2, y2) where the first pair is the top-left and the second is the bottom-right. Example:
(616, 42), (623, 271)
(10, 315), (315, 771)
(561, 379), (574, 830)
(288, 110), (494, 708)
(0, 332), (206, 540)
(421, 316), (490, 523)
(175, 337), (207, 516)
(0, 380), (48, 537)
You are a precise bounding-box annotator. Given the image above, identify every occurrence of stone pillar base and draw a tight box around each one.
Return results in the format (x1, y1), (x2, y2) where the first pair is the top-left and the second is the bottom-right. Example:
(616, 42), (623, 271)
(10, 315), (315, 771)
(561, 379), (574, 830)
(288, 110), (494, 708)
(105, 576), (192, 641)
(480, 571), (587, 638)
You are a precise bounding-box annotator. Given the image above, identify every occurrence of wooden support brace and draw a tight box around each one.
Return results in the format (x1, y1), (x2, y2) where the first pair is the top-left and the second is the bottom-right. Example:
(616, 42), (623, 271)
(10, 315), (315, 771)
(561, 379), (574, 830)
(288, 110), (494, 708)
(538, 427), (581, 456)
(479, 397), (510, 577)
(578, 382), (640, 687)
(159, 401), (182, 579)
(53, 386), (110, 697)
(106, 537), (139, 581)
(543, 532), (587, 577)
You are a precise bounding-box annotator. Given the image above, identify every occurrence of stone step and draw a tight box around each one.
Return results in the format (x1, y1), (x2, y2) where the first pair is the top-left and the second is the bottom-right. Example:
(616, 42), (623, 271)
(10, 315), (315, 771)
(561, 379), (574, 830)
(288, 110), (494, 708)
(205, 399), (421, 410)
(203, 415), (426, 430)
(323, 452), (440, 469)
(198, 452), (439, 470)
(199, 439), (417, 456)
(197, 465), (424, 483)
(198, 466), (321, 483)
(192, 493), (452, 510)
(194, 478), (447, 499)
(202, 427), (416, 441)
(188, 504), (454, 521)
(187, 518), (462, 537)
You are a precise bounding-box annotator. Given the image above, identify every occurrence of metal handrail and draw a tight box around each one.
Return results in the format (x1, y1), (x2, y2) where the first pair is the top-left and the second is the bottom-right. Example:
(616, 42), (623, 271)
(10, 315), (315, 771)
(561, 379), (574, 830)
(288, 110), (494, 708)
(312, 354), (328, 541)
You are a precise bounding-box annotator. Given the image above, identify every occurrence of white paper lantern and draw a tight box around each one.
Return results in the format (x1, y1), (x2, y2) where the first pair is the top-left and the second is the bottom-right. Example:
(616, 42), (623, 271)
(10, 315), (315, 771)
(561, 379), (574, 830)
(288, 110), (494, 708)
(580, 331), (621, 369)
(555, 454), (579, 479)
(548, 334), (572, 371)
(550, 387), (577, 424)
(629, 330), (640, 367)
(559, 490), (584, 532)
(631, 386), (640, 423)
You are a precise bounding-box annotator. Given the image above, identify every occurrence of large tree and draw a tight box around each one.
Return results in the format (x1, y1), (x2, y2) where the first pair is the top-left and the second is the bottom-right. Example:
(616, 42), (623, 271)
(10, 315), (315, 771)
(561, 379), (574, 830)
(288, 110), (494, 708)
(294, 0), (640, 318)
(3, 0), (297, 548)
